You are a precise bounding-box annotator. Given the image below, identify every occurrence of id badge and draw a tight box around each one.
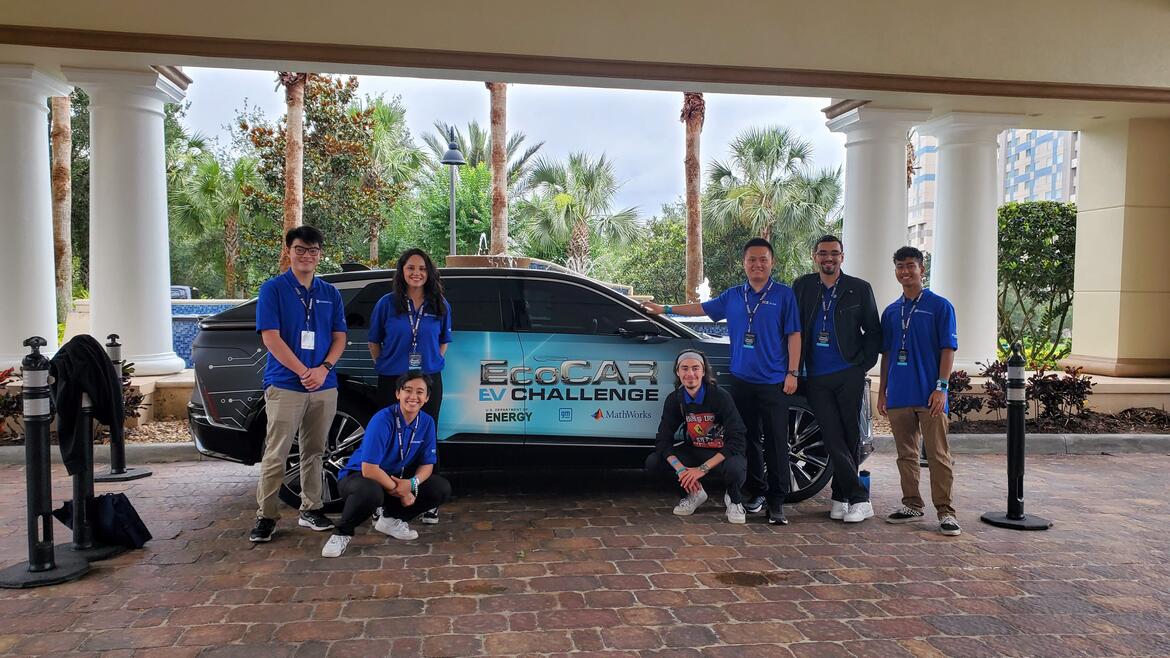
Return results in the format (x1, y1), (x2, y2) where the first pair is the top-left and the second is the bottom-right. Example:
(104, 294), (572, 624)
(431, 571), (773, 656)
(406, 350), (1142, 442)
(896, 349), (909, 366)
(742, 332), (756, 349)
(300, 331), (316, 350)
(816, 331), (830, 347)
(408, 352), (423, 369)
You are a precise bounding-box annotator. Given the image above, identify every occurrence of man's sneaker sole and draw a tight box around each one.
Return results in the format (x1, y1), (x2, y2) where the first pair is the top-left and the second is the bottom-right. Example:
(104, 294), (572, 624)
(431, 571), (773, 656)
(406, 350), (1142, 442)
(420, 513), (439, 525)
(885, 514), (926, 524)
(249, 534), (273, 543)
(298, 517), (334, 532)
(940, 526), (962, 536)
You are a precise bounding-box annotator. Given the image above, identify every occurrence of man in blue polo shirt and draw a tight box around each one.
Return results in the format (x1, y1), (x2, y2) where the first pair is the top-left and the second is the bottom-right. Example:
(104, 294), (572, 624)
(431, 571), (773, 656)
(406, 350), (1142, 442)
(877, 246), (961, 537)
(644, 238), (801, 525)
(249, 226), (348, 543)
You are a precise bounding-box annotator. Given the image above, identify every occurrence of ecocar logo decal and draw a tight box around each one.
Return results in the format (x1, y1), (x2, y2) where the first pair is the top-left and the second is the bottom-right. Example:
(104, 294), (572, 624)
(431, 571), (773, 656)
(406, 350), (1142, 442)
(479, 359), (659, 402)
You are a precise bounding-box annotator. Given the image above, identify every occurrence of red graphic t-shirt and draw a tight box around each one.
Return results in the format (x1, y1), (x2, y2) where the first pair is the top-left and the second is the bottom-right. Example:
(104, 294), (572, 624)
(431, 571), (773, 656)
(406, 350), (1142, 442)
(686, 411), (724, 449)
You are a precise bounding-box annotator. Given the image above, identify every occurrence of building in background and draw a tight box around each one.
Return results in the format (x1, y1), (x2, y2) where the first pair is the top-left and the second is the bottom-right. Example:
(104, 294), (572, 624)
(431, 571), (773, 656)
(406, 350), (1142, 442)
(907, 129), (1079, 252)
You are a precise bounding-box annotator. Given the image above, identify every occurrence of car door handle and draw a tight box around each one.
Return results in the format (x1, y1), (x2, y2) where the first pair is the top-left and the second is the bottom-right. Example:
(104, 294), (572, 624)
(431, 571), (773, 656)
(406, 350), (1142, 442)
(532, 354), (569, 362)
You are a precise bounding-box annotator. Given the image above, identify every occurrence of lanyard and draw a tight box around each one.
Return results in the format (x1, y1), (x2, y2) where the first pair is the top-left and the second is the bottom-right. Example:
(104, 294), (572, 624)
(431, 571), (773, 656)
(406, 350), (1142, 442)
(820, 279), (839, 329)
(742, 280), (773, 332)
(287, 276), (315, 328)
(392, 407), (419, 477)
(407, 298), (426, 350)
(899, 292), (923, 351)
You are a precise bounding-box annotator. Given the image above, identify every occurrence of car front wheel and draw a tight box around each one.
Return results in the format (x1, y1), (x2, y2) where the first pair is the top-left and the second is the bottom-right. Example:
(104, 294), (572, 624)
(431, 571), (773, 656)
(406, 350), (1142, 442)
(279, 397), (372, 513)
(784, 402), (833, 503)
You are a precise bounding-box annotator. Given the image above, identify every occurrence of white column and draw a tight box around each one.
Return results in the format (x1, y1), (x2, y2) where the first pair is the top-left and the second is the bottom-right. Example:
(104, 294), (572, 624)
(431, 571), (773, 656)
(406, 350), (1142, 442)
(0, 65), (70, 369)
(63, 68), (186, 375)
(919, 112), (1019, 372)
(827, 107), (931, 310)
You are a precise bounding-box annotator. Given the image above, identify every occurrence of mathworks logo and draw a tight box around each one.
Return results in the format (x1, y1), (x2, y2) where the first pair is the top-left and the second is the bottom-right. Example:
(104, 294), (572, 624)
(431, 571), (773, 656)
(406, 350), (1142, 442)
(592, 408), (653, 421)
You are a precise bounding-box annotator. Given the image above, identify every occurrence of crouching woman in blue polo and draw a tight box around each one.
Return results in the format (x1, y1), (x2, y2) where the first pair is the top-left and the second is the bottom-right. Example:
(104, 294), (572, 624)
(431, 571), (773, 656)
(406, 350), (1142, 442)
(321, 372), (452, 558)
(645, 350), (750, 524)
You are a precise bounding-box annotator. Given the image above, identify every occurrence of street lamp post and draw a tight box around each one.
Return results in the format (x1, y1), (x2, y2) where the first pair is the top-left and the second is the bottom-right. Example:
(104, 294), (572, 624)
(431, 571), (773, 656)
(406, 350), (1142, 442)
(440, 128), (466, 256)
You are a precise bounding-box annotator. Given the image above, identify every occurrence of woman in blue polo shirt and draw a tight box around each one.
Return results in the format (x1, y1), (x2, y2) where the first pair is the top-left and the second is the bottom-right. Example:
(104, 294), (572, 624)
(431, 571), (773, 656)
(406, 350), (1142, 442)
(321, 372), (452, 558)
(368, 248), (452, 523)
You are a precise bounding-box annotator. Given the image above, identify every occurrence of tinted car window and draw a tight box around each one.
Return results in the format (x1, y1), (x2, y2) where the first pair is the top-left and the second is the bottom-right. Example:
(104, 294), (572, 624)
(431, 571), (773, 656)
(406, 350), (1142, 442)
(517, 279), (644, 335)
(445, 277), (507, 332)
(343, 281), (392, 330)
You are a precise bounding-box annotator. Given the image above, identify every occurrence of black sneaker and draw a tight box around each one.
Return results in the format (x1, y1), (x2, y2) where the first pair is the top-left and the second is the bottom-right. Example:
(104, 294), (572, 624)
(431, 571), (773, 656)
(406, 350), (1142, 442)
(250, 517), (276, 543)
(421, 508), (439, 525)
(743, 496), (766, 514)
(939, 515), (962, 536)
(298, 509), (334, 532)
(885, 506), (926, 524)
(767, 505), (789, 526)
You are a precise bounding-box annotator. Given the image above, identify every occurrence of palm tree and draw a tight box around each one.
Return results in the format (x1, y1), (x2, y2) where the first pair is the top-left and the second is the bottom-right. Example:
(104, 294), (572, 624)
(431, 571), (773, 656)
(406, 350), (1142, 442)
(705, 126), (841, 243)
(519, 152), (641, 273)
(50, 95), (71, 323)
(357, 96), (423, 263)
(277, 71), (308, 272)
(681, 92), (705, 303)
(486, 82), (508, 254)
(170, 153), (261, 298)
(421, 120), (543, 194)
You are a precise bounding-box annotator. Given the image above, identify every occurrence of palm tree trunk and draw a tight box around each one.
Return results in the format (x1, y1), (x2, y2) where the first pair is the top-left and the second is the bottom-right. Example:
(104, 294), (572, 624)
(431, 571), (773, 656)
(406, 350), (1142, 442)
(568, 220), (591, 274)
(224, 212), (240, 298)
(681, 92), (705, 303)
(50, 96), (72, 323)
(486, 82), (508, 254)
(278, 72), (307, 272)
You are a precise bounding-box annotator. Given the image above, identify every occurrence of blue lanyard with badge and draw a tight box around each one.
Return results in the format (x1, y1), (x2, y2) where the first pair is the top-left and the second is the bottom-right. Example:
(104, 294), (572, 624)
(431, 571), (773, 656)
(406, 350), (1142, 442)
(288, 278), (316, 351)
(407, 299), (425, 370)
(392, 408), (419, 478)
(897, 293), (922, 366)
(742, 280), (773, 349)
(816, 280), (838, 347)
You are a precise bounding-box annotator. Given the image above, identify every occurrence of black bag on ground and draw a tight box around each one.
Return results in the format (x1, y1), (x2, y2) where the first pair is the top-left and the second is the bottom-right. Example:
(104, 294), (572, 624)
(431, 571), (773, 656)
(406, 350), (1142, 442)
(52, 493), (152, 549)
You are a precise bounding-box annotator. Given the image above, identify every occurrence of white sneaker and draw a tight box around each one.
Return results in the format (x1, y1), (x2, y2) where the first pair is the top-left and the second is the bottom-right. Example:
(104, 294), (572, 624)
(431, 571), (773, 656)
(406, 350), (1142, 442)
(830, 500), (849, 520)
(672, 488), (708, 516)
(843, 502), (874, 523)
(723, 491), (733, 508)
(374, 515), (419, 540)
(726, 503), (746, 524)
(321, 534), (351, 558)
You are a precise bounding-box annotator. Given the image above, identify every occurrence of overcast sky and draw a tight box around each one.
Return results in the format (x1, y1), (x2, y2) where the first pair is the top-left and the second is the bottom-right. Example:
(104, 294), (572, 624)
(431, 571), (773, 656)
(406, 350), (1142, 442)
(181, 67), (846, 216)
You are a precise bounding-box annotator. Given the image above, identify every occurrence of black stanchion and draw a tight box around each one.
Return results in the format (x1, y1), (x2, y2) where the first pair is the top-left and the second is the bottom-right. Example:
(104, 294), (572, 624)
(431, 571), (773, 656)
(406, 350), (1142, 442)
(56, 392), (127, 562)
(981, 342), (1053, 531)
(94, 334), (150, 482)
(0, 337), (90, 588)
(918, 440), (929, 468)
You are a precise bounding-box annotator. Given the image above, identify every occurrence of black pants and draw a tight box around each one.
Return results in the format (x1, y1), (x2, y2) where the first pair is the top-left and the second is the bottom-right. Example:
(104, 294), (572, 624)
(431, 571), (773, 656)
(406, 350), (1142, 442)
(377, 371), (443, 424)
(806, 366), (868, 505)
(730, 375), (791, 507)
(644, 446), (748, 504)
(335, 472), (452, 536)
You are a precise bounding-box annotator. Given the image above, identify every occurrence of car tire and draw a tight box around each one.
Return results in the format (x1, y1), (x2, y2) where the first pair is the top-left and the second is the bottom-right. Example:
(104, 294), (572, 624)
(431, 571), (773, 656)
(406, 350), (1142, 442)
(784, 401), (833, 504)
(278, 395), (374, 513)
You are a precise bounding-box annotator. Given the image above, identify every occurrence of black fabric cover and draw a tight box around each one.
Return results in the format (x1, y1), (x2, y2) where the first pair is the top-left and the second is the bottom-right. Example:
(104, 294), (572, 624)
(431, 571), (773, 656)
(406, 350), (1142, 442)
(53, 493), (152, 549)
(49, 335), (124, 475)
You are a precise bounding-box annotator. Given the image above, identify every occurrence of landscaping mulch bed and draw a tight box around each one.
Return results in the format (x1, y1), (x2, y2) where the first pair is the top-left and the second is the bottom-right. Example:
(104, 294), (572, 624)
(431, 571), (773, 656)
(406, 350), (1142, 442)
(949, 407), (1170, 434)
(0, 418), (189, 446)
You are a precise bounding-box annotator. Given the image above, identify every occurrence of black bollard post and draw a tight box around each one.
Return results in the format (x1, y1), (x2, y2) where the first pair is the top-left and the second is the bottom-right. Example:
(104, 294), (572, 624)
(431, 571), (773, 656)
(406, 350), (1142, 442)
(56, 392), (126, 562)
(0, 337), (90, 588)
(981, 342), (1052, 531)
(918, 439), (929, 468)
(94, 334), (151, 482)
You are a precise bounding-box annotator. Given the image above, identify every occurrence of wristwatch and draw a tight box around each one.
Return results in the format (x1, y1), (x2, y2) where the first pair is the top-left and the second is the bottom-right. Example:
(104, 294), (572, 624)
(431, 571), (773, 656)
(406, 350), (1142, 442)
(322, 360), (335, 371)
(935, 378), (948, 391)
(699, 463), (710, 473)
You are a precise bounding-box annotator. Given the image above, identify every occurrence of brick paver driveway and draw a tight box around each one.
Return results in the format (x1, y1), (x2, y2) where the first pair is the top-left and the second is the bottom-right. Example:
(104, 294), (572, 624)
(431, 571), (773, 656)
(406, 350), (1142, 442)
(1, 453), (1169, 657)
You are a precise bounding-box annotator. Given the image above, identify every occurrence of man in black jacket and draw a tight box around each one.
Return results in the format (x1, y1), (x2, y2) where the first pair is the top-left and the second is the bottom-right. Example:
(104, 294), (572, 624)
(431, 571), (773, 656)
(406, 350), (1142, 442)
(645, 350), (749, 524)
(792, 235), (883, 523)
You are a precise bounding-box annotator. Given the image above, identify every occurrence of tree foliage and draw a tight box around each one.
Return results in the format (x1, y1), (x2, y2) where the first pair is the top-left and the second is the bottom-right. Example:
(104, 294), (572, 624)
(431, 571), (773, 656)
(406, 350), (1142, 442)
(997, 201), (1076, 366)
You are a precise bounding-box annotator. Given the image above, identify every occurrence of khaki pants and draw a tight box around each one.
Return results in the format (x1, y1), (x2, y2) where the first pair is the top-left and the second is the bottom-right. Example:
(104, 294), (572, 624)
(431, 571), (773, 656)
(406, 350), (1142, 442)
(887, 406), (955, 518)
(256, 386), (338, 520)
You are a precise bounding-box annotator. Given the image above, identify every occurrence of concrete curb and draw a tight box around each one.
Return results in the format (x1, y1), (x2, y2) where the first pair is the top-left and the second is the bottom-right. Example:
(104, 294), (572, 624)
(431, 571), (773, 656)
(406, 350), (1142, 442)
(873, 433), (1170, 455)
(0, 442), (205, 465)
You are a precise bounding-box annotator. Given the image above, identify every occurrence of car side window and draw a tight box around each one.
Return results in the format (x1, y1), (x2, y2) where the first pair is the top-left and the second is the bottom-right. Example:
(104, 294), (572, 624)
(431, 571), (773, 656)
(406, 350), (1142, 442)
(444, 277), (507, 332)
(343, 281), (392, 329)
(518, 279), (643, 335)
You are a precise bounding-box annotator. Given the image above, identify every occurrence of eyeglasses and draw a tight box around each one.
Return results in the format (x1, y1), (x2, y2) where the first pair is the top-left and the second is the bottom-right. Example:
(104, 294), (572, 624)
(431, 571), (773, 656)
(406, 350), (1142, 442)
(292, 246), (322, 256)
(814, 250), (843, 258)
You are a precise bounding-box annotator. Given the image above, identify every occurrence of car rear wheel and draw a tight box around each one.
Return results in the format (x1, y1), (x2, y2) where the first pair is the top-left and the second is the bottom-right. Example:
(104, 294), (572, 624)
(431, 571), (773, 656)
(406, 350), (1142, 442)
(279, 397), (373, 513)
(785, 402), (833, 503)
